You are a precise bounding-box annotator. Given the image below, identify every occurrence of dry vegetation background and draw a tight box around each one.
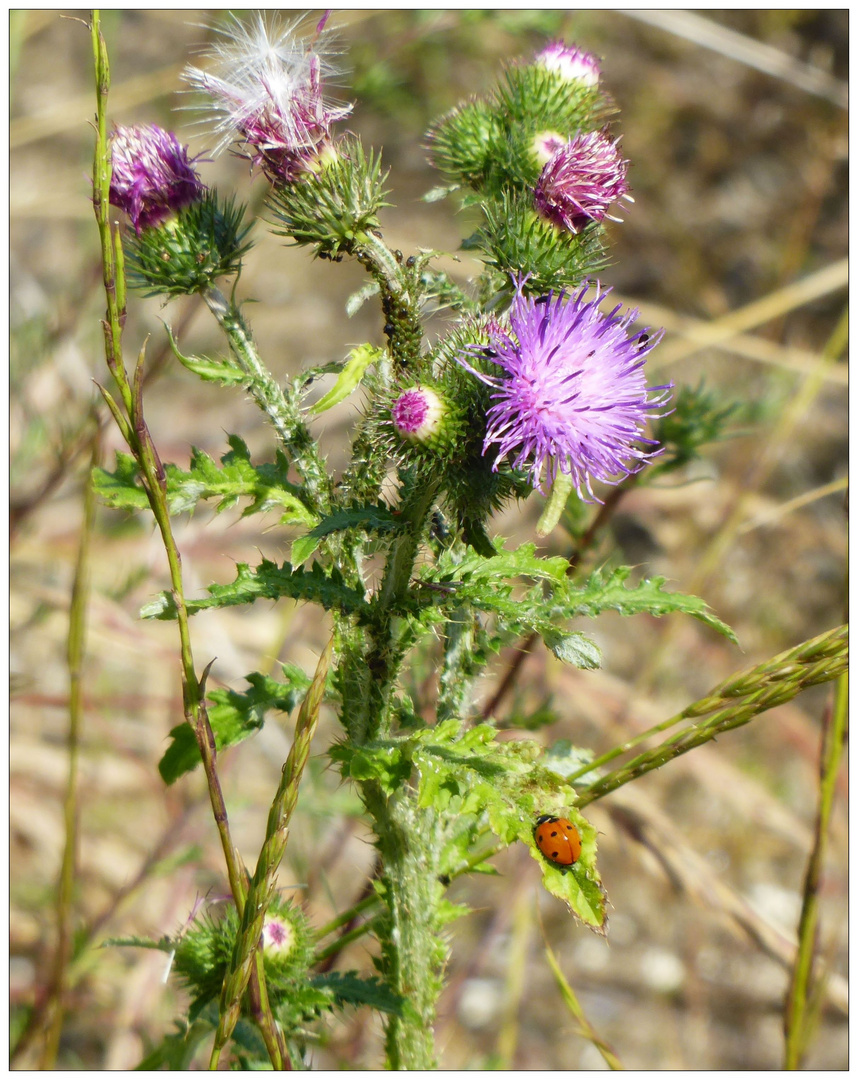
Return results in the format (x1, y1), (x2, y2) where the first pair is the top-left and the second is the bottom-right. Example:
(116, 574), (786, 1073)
(10, 9), (847, 1070)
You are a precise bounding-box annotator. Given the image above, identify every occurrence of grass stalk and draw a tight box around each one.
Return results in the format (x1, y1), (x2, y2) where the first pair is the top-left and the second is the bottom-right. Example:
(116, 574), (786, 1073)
(209, 637), (332, 1068)
(38, 424), (101, 1069)
(542, 935), (624, 1069)
(90, 15), (286, 1066)
(577, 625), (847, 808)
(783, 671), (848, 1068)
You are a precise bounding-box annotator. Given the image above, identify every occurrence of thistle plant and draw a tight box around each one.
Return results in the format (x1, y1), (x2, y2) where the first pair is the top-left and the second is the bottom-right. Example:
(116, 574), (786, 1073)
(82, 10), (847, 1071)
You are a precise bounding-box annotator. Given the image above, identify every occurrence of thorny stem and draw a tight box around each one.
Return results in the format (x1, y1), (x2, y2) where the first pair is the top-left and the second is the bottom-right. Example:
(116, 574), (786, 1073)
(354, 231), (423, 368)
(783, 671), (848, 1068)
(203, 285), (331, 514)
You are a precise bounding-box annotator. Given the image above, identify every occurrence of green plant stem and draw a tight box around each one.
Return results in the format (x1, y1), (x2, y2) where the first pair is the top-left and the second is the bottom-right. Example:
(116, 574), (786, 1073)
(344, 477), (440, 745)
(360, 786), (443, 1070)
(314, 915), (385, 965)
(783, 671), (848, 1068)
(210, 638), (332, 1068)
(90, 16), (286, 1067)
(329, 470), (445, 1067)
(314, 893), (380, 943)
(38, 425), (101, 1069)
(354, 231), (423, 367)
(312, 839), (504, 965)
(576, 624), (848, 809)
(203, 286), (331, 514)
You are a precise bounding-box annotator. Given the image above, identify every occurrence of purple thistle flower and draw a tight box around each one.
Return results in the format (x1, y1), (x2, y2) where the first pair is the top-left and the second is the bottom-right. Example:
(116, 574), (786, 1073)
(534, 131), (631, 234)
(108, 124), (205, 233)
(184, 12), (352, 185)
(535, 41), (601, 87)
(459, 284), (672, 499)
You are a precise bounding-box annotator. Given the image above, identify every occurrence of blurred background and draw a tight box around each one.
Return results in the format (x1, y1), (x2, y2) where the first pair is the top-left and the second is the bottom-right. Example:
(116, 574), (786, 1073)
(10, 9), (847, 1070)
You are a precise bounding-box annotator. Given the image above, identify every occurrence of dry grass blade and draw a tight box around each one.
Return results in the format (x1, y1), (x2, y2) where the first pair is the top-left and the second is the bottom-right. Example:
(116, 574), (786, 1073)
(646, 259), (848, 372)
(540, 919), (624, 1069)
(737, 476), (848, 536)
(620, 9), (847, 108)
(621, 297), (847, 386)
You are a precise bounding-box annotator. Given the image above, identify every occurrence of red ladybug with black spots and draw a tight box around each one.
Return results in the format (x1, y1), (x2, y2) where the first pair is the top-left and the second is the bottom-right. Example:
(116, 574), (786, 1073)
(534, 814), (582, 868)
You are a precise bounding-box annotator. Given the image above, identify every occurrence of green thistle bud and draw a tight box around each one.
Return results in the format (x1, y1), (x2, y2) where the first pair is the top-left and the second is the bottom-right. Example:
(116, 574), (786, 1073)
(124, 191), (252, 297)
(425, 99), (502, 189)
(531, 130), (567, 169)
(172, 897), (314, 1015)
(268, 136), (390, 258)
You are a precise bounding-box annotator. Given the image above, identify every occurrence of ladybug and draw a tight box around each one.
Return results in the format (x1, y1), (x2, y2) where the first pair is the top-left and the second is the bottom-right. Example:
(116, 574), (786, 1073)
(534, 814), (581, 868)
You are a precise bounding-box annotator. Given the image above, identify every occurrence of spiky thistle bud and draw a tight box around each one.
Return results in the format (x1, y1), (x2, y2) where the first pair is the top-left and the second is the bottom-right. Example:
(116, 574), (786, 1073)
(534, 42), (602, 87)
(391, 385), (461, 451)
(172, 897), (314, 1013)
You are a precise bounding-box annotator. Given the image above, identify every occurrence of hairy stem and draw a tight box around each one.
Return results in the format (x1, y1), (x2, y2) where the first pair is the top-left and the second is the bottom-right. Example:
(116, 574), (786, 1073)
(203, 285), (331, 514)
(360, 786), (444, 1069)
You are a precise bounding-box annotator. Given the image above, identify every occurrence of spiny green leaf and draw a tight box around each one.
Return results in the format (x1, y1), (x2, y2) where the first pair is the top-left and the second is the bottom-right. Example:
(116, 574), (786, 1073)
(565, 566), (738, 643)
(92, 452), (151, 511)
(328, 742), (411, 794)
(405, 720), (607, 929)
(169, 436), (317, 525)
(310, 971), (406, 1016)
(433, 540), (569, 585)
(292, 502), (399, 566)
(141, 559), (368, 620)
(95, 441), (317, 526)
(158, 667), (312, 784)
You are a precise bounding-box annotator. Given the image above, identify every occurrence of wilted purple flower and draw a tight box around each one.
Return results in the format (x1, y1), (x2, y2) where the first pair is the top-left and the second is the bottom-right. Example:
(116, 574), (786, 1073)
(459, 284), (671, 499)
(534, 131), (631, 234)
(108, 124), (205, 233)
(184, 12), (352, 185)
(535, 41), (601, 87)
(391, 386), (448, 445)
